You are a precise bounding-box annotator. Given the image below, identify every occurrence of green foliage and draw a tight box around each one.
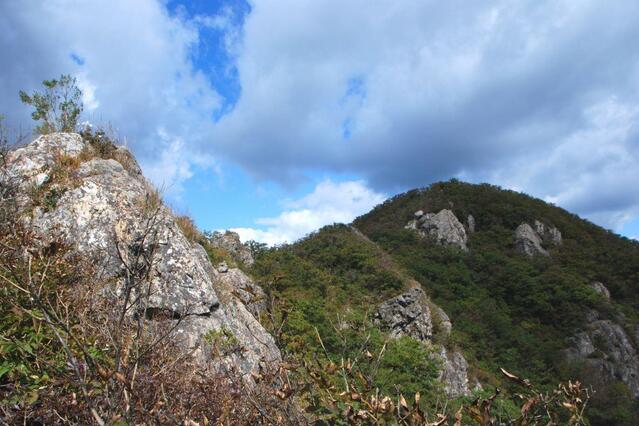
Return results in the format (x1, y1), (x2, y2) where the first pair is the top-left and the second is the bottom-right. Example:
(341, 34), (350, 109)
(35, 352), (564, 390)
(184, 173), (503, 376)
(19, 74), (83, 134)
(251, 224), (446, 412)
(351, 179), (639, 422)
(203, 326), (241, 355)
(246, 239), (268, 260)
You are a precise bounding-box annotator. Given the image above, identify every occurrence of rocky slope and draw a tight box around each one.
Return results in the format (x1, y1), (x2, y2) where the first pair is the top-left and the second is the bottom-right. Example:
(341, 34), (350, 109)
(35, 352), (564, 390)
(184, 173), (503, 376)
(4, 133), (280, 377)
(373, 287), (471, 397)
(354, 180), (639, 424)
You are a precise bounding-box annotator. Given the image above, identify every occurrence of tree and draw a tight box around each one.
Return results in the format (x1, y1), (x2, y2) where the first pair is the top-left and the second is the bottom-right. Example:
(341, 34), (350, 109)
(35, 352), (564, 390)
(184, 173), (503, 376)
(19, 74), (83, 134)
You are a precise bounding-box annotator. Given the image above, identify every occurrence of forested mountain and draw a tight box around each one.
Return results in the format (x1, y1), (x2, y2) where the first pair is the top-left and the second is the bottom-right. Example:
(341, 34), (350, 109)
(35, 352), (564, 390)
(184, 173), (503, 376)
(251, 180), (639, 425)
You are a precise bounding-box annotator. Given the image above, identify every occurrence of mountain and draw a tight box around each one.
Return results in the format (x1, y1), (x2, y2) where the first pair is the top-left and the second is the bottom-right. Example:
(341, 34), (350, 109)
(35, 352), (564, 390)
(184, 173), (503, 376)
(249, 180), (639, 425)
(2, 132), (637, 424)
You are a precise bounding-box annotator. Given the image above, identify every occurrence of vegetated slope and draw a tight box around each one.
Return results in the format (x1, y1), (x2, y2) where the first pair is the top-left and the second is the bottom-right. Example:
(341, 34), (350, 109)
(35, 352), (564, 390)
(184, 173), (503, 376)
(353, 179), (639, 424)
(251, 224), (445, 400)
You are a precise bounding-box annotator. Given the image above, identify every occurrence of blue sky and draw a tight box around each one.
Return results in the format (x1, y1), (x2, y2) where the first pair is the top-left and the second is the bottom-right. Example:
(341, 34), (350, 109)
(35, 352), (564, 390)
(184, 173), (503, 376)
(1, 0), (639, 243)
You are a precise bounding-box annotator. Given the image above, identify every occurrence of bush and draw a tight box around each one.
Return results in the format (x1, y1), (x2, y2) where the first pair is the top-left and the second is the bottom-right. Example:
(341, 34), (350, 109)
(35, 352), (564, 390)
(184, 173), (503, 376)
(19, 74), (83, 134)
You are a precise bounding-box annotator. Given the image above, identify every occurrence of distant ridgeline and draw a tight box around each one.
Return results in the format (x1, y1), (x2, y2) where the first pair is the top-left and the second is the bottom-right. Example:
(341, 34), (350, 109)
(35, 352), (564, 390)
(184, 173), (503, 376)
(251, 180), (639, 425)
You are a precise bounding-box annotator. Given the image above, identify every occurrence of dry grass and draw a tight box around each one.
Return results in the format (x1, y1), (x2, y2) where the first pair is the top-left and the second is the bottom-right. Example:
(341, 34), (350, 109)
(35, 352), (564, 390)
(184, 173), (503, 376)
(175, 214), (202, 243)
(0, 187), (302, 425)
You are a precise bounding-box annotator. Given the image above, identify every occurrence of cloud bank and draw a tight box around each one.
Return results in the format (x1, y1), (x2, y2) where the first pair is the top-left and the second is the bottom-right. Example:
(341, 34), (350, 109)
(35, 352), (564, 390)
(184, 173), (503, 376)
(213, 0), (639, 229)
(232, 179), (386, 245)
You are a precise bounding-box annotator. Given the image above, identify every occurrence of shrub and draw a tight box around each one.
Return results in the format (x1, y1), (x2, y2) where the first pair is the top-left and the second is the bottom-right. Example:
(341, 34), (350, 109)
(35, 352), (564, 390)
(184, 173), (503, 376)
(20, 74), (83, 134)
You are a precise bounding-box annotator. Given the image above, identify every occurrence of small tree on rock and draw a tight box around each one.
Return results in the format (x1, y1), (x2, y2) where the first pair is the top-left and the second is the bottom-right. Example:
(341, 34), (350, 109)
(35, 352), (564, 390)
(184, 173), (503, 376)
(19, 74), (83, 134)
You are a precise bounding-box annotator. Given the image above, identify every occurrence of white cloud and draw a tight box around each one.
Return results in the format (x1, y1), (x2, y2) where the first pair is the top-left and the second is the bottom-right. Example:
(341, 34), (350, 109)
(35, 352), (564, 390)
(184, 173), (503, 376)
(76, 74), (99, 111)
(210, 0), (639, 229)
(0, 0), (225, 203)
(231, 179), (386, 245)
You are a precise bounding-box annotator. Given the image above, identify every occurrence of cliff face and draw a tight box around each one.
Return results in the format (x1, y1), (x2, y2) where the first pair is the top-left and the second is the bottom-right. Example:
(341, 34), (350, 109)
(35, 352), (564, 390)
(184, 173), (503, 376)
(4, 133), (280, 377)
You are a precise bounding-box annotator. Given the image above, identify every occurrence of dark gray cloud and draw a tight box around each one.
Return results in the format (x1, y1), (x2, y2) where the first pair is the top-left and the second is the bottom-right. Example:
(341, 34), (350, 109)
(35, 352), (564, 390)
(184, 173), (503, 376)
(212, 0), (639, 228)
(0, 0), (224, 197)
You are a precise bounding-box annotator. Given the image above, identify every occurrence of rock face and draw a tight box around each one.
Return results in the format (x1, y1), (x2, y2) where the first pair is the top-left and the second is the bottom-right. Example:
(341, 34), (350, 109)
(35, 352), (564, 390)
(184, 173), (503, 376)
(207, 230), (254, 266)
(374, 287), (470, 397)
(514, 223), (548, 256)
(374, 287), (433, 340)
(534, 220), (563, 245)
(406, 209), (468, 251)
(515, 220), (562, 257)
(467, 214), (476, 233)
(591, 282), (611, 299)
(216, 268), (268, 319)
(564, 311), (639, 398)
(4, 133), (280, 377)
(438, 347), (470, 398)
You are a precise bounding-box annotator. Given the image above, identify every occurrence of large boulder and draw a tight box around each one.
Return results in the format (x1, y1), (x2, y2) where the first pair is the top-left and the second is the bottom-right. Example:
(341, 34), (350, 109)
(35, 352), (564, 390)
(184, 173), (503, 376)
(534, 220), (563, 245)
(564, 311), (639, 398)
(514, 223), (548, 257)
(406, 209), (468, 251)
(591, 281), (611, 300)
(4, 133), (280, 377)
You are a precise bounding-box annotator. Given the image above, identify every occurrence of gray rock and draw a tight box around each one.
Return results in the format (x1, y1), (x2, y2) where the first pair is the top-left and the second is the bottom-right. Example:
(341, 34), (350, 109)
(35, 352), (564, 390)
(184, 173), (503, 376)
(432, 304), (452, 337)
(514, 223), (548, 257)
(207, 230), (254, 266)
(217, 261), (229, 273)
(375, 287), (471, 397)
(406, 209), (468, 251)
(534, 220), (563, 245)
(467, 214), (476, 233)
(564, 315), (639, 397)
(438, 347), (470, 398)
(374, 287), (433, 340)
(216, 268), (268, 319)
(4, 133), (280, 378)
(591, 282), (611, 299)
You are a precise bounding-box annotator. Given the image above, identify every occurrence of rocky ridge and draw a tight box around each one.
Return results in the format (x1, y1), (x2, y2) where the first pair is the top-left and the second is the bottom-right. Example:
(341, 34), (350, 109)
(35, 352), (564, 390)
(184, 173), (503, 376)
(4, 133), (280, 377)
(207, 230), (254, 266)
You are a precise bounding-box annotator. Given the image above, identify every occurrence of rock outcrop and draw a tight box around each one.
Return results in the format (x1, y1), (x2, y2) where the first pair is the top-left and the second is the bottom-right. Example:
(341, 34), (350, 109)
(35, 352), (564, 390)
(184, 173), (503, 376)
(591, 281), (611, 299)
(515, 220), (562, 257)
(564, 311), (639, 398)
(467, 214), (476, 233)
(374, 287), (433, 340)
(514, 223), (548, 256)
(374, 287), (471, 396)
(534, 220), (562, 245)
(406, 209), (468, 251)
(4, 133), (280, 377)
(207, 230), (254, 266)
(438, 347), (470, 397)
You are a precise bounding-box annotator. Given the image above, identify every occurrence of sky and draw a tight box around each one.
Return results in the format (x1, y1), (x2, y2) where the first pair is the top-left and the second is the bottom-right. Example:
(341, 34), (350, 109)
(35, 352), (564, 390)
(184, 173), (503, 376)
(1, 0), (638, 244)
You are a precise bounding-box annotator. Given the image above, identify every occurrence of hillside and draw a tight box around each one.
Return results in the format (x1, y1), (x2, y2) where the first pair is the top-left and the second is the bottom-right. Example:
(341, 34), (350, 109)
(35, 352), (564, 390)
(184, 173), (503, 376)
(250, 180), (639, 425)
(364, 181), (639, 424)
